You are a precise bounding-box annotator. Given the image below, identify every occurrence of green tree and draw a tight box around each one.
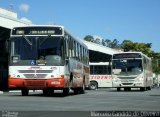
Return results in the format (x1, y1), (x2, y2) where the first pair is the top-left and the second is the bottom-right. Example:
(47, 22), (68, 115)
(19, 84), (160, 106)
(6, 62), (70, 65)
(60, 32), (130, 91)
(84, 35), (94, 42)
(94, 38), (101, 44)
(121, 41), (152, 57)
(151, 52), (160, 74)
(102, 39), (106, 46)
(110, 39), (121, 48)
(104, 39), (112, 47)
(121, 40), (132, 48)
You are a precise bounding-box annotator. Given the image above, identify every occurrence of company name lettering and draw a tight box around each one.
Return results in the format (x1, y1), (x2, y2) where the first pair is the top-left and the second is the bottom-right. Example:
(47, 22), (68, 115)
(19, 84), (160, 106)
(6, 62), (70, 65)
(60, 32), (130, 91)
(91, 75), (112, 80)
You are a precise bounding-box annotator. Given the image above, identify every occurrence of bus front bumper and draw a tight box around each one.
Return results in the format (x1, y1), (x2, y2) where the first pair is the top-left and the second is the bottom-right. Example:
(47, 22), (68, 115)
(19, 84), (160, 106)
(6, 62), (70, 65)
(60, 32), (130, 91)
(8, 78), (67, 90)
(112, 82), (144, 88)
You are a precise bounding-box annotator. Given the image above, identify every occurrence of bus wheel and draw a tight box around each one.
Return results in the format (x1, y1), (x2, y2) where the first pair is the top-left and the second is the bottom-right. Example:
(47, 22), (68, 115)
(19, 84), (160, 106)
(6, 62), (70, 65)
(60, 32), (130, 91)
(140, 87), (146, 91)
(43, 89), (54, 96)
(21, 89), (29, 96)
(89, 81), (98, 90)
(117, 88), (121, 91)
(127, 88), (131, 91)
(147, 87), (151, 90)
(124, 88), (127, 91)
(124, 88), (131, 91)
(63, 88), (69, 96)
(73, 89), (79, 94)
(43, 89), (48, 96)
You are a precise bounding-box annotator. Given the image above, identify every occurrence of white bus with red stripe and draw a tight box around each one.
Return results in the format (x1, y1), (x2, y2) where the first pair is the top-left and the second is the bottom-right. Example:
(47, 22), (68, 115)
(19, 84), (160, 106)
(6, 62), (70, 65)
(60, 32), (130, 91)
(8, 25), (89, 96)
(89, 62), (112, 90)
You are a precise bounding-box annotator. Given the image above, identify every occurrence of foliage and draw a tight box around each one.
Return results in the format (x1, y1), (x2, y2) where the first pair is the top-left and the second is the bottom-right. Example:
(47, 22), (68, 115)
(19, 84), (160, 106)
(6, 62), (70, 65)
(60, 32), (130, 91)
(84, 35), (94, 42)
(84, 35), (121, 48)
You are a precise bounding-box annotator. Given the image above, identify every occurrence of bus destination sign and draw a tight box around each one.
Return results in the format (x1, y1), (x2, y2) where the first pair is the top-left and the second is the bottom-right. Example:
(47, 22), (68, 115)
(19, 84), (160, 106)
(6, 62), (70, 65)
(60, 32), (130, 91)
(113, 53), (141, 59)
(12, 27), (63, 35)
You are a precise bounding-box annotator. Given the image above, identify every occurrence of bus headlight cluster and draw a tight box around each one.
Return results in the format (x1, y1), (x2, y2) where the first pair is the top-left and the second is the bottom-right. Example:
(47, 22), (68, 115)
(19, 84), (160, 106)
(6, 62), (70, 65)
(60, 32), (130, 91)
(113, 78), (120, 82)
(9, 74), (21, 78)
(135, 77), (143, 82)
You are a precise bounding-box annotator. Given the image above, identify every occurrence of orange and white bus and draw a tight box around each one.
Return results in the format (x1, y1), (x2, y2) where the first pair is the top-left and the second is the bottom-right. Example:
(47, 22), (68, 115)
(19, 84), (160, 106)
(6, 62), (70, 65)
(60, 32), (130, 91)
(112, 52), (153, 91)
(8, 25), (89, 96)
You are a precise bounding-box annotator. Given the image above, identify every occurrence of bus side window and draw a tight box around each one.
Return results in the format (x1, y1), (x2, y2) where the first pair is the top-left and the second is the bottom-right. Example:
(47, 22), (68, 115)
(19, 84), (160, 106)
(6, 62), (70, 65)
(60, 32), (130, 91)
(144, 58), (147, 64)
(90, 65), (93, 74)
(108, 66), (111, 75)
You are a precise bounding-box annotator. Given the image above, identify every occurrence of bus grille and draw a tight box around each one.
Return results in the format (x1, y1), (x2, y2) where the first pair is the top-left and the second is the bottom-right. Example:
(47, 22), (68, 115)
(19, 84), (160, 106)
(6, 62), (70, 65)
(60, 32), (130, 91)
(26, 80), (46, 87)
(23, 74), (47, 78)
(122, 83), (133, 85)
(18, 70), (35, 73)
(18, 70), (53, 73)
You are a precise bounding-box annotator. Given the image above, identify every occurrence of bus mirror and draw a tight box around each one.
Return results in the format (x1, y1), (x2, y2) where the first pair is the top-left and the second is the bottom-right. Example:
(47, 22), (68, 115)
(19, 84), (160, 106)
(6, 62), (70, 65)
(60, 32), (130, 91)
(12, 56), (20, 63)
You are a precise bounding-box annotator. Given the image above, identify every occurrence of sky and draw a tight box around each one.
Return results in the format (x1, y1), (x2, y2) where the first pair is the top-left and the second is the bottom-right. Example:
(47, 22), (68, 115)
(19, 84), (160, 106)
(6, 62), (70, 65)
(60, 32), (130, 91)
(1, 0), (160, 52)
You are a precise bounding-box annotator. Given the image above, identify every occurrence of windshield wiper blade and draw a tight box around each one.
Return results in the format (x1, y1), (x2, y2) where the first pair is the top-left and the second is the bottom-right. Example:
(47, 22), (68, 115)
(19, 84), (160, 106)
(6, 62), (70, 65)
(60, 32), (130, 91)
(22, 35), (32, 46)
(40, 35), (51, 46)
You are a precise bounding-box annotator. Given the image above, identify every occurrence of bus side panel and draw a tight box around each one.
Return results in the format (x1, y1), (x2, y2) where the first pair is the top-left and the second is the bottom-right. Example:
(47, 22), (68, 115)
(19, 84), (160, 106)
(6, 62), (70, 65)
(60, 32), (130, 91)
(69, 58), (84, 88)
(90, 75), (112, 88)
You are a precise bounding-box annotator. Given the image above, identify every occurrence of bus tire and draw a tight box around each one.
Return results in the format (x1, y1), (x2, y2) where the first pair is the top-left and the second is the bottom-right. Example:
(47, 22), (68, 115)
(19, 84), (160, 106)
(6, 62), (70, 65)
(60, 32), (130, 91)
(43, 89), (54, 96)
(147, 86), (151, 90)
(21, 89), (29, 96)
(140, 87), (146, 91)
(117, 88), (121, 91)
(63, 88), (69, 96)
(89, 81), (98, 90)
(73, 89), (79, 94)
(124, 88), (130, 91)
(43, 89), (48, 96)
(127, 88), (131, 91)
(124, 88), (127, 91)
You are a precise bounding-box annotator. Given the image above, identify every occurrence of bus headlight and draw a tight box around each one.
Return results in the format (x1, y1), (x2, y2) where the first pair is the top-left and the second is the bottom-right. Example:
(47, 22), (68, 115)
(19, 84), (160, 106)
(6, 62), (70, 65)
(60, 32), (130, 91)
(135, 77), (143, 82)
(134, 74), (144, 82)
(9, 74), (15, 78)
(113, 78), (120, 82)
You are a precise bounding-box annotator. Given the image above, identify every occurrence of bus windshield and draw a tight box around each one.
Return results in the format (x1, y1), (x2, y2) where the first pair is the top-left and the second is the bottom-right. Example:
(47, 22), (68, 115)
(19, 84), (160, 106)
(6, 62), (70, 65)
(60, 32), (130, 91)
(10, 36), (64, 65)
(112, 59), (143, 75)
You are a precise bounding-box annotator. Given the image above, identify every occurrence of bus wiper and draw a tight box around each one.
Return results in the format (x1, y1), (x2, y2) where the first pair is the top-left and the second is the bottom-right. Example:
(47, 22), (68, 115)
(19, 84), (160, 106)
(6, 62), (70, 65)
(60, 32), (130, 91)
(40, 35), (51, 46)
(22, 35), (32, 46)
